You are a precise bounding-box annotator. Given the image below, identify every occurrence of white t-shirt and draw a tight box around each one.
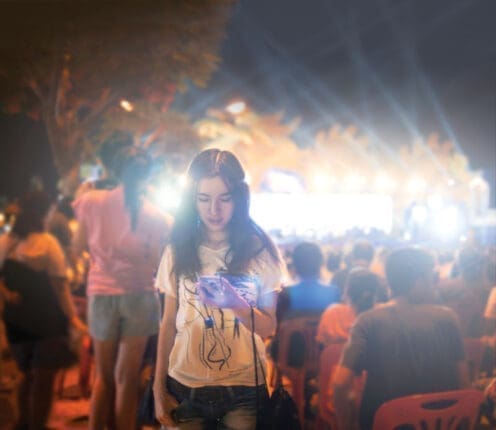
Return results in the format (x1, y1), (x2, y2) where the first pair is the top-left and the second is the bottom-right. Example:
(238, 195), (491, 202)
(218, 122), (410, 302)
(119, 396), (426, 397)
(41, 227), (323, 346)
(155, 244), (284, 388)
(0, 232), (66, 278)
(484, 286), (496, 320)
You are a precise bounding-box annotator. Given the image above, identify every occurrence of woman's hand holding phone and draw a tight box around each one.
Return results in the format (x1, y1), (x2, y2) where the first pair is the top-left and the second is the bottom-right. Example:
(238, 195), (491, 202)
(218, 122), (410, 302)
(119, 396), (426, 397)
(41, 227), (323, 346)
(197, 276), (249, 309)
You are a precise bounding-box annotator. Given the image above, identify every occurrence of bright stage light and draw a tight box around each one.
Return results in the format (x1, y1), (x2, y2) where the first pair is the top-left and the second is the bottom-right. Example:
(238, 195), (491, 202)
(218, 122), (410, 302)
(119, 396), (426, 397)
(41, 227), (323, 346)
(226, 101), (246, 115)
(374, 174), (395, 192)
(178, 174), (187, 188)
(470, 175), (487, 189)
(411, 204), (428, 224)
(150, 183), (181, 211)
(251, 192), (393, 238)
(345, 174), (366, 190)
(427, 194), (444, 211)
(263, 170), (305, 193)
(407, 177), (426, 194)
(312, 173), (334, 191)
(430, 205), (463, 241)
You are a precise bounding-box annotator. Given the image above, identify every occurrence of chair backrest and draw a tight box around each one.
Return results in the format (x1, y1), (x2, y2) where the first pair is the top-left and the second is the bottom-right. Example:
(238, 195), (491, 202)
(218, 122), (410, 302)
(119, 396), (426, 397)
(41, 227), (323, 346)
(277, 317), (320, 373)
(372, 389), (484, 430)
(318, 342), (366, 428)
(464, 338), (485, 383)
(318, 343), (345, 420)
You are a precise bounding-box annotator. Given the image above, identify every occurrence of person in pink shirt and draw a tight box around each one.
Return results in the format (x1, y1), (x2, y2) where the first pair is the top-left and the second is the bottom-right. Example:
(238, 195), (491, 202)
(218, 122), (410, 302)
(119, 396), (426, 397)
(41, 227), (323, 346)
(73, 140), (172, 430)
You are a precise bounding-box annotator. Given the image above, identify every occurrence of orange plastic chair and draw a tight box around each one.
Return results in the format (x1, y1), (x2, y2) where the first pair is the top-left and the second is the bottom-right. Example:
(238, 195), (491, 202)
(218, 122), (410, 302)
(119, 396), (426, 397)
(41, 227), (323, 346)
(372, 389), (484, 430)
(317, 343), (366, 430)
(276, 317), (321, 427)
(317, 343), (344, 429)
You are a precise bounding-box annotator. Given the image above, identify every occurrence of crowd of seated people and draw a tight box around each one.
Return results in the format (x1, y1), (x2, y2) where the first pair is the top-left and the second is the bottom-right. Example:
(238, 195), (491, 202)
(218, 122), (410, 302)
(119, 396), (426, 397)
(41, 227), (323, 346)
(1, 174), (495, 430)
(272, 239), (496, 429)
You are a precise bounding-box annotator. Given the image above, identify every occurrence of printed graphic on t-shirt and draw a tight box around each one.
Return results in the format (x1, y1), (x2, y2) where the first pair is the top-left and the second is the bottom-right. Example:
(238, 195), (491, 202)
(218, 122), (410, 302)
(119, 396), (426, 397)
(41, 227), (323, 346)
(180, 272), (261, 371)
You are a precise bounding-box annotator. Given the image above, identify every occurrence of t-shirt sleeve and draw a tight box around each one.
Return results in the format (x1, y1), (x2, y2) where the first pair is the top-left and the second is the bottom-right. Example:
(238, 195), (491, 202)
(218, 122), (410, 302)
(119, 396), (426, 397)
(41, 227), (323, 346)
(256, 248), (286, 296)
(155, 246), (176, 297)
(45, 234), (68, 278)
(341, 313), (368, 375)
(484, 287), (496, 320)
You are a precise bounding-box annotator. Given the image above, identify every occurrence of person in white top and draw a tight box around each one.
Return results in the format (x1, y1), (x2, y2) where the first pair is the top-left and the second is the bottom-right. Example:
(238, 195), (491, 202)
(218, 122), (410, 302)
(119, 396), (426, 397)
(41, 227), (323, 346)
(153, 149), (285, 429)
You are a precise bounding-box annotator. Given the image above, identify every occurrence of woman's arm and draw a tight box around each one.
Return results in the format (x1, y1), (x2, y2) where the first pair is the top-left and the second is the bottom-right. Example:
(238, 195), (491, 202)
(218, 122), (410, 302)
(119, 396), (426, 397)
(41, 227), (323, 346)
(198, 279), (278, 339)
(153, 294), (179, 427)
(231, 291), (278, 339)
(51, 277), (87, 332)
(72, 220), (88, 257)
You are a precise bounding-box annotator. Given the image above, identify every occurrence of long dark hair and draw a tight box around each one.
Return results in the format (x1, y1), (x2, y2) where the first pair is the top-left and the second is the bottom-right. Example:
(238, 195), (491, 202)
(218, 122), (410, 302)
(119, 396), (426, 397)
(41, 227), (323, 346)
(112, 142), (152, 231)
(12, 191), (51, 239)
(171, 148), (279, 280)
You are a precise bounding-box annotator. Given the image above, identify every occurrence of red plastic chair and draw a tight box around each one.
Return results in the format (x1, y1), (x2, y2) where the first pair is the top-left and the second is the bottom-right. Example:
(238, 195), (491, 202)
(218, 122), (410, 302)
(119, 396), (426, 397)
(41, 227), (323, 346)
(372, 389), (484, 430)
(317, 343), (366, 430)
(317, 343), (344, 429)
(276, 317), (321, 427)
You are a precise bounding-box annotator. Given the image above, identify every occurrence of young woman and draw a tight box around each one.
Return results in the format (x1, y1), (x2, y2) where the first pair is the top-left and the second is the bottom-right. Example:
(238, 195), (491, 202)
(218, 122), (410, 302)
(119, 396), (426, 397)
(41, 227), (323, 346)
(73, 138), (172, 430)
(153, 149), (285, 429)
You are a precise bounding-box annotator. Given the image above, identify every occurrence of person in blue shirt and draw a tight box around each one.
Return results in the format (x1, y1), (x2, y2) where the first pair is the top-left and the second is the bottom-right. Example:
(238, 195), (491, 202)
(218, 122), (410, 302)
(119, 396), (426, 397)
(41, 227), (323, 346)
(277, 241), (340, 322)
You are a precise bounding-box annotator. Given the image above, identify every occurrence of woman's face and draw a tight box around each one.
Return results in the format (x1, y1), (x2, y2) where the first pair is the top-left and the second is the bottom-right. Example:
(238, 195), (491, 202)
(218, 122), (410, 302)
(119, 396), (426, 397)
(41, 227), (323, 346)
(196, 175), (235, 235)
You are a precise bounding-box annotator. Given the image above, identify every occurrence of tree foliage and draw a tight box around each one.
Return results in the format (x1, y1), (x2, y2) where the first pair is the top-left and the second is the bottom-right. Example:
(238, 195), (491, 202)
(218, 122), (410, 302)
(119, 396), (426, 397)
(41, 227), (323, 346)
(0, 0), (233, 176)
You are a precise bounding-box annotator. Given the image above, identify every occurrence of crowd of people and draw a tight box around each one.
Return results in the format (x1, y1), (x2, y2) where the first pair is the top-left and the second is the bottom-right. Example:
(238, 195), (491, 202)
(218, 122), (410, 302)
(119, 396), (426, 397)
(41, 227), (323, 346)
(0, 134), (495, 430)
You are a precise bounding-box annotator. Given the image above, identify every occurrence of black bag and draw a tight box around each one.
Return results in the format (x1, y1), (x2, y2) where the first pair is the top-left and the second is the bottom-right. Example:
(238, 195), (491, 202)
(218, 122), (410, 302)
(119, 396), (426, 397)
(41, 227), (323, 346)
(259, 385), (301, 430)
(250, 308), (301, 430)
(137, 375), (159, 426)
(2, 259), (68, 342)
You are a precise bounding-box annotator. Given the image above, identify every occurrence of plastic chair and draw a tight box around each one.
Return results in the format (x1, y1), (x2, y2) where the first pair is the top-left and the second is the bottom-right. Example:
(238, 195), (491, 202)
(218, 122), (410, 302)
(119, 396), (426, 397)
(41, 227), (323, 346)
(276, 317), (321, 427)
(317, 343), (344, 429)
(372, 388), (484, 430)
(464, 338), (485, 384)
(317, 343), (366, 430)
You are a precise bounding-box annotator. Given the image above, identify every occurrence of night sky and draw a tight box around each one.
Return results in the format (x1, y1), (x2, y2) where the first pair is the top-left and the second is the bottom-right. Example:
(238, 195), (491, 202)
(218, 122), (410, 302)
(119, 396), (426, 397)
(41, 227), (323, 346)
(1, 0), (495, 205)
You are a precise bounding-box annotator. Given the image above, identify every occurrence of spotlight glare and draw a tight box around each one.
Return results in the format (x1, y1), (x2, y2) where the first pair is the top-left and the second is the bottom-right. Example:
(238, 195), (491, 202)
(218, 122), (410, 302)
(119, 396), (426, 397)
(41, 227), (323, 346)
(120, 99), (134, 112)
(226, 101), (246, 115)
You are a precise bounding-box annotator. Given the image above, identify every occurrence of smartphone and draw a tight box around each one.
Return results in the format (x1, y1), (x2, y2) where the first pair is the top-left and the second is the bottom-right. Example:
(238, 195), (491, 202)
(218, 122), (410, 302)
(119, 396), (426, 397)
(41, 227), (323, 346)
(198, 276), (222, 298)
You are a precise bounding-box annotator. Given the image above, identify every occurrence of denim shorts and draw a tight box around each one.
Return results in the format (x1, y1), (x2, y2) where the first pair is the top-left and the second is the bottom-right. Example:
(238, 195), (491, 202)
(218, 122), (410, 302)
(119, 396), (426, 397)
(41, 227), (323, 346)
(167, 376), (268, 430)
(88, 291), (160, 341)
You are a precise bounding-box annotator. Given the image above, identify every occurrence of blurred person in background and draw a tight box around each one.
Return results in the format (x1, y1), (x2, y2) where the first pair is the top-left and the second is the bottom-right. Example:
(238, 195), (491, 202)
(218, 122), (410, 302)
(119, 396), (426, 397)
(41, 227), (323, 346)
(330, 240), (375, 301)
(439, 246), (489, 338)
(276, 241), (339, 322)
(317, 268), (384, 346)
(73, 141), (172, 430)
(324, 249), (342, 283)
(333, 248), (467, 430)
(75, 131), (133, 198)
(0, 190), (87, 430)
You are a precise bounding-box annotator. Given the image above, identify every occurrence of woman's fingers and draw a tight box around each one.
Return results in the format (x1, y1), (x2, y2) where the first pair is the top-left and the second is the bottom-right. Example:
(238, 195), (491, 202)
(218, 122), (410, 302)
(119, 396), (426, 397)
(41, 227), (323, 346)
(155, 392), (178, 426)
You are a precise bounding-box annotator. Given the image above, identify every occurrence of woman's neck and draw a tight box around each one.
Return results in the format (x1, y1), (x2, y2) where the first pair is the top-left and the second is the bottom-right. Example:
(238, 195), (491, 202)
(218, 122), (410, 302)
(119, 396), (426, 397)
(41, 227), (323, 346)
(203, 232), (229, 250)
